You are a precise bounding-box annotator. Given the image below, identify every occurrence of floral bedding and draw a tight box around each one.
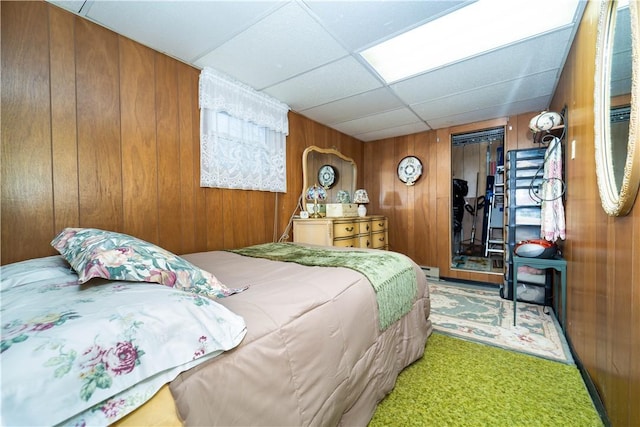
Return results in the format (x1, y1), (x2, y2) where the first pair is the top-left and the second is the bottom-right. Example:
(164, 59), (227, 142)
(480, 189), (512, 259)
(0, 255), (247, 426)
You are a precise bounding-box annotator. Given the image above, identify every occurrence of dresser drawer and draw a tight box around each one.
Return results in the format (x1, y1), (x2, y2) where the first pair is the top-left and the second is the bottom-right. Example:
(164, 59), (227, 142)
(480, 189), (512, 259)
(358, 220), (371, 234)
(371, 231), (386, 249)
(334, 237), (357, 248)
(371, 218), (387, 232)
(334, 221), (357, 238)
(358, 235), (371, 249)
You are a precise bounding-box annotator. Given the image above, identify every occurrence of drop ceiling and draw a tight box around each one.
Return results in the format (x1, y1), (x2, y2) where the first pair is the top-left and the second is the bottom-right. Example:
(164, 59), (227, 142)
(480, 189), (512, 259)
(48, 0), (587, 142)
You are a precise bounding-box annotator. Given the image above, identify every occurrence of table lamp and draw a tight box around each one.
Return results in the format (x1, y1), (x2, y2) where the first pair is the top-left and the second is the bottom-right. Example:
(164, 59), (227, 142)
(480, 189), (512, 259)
(353, 189), (369, 217)
(305, 184), (327, 218)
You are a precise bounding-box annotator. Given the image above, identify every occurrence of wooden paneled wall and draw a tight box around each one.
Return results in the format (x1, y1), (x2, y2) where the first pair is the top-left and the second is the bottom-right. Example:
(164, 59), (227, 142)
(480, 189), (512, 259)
(363, 115), (537, 285)
(0, 1), (362, 265)
(549, 1), (639, 425)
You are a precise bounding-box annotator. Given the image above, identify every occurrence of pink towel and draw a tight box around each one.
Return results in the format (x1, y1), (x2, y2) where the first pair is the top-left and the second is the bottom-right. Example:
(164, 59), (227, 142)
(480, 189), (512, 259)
(541, 137), (566, 242)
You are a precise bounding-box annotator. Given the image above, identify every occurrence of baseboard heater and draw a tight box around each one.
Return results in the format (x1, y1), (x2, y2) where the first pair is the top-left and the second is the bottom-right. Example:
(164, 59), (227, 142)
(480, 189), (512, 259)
(421, 266), (440, 280)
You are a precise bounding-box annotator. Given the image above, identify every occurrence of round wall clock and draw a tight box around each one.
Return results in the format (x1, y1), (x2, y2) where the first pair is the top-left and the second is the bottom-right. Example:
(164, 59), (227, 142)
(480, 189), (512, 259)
(397, 156), (423, 185)
(318, 164), (338, 188)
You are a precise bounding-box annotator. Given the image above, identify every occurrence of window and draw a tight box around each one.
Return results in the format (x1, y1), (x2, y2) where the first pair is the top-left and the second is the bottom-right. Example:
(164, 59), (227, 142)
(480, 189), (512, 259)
(199, 67), (289, 192)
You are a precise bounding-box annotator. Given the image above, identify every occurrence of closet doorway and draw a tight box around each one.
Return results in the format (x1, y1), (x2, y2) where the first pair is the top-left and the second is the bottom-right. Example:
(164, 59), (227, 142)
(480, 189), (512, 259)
(451, 127), (505, 274)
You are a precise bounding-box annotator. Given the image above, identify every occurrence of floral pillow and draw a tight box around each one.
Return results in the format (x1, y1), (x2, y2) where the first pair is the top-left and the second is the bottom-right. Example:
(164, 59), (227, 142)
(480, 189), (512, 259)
(51, 228), (245, 298)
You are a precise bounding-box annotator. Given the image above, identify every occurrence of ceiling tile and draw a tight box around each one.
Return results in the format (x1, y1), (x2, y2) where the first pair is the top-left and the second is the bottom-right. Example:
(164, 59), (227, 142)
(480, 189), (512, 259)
(332, 108), (423, 135)
(356, 122), (430, 142)
(194, 1), (348, 90)
(83, 1), (284, 63)
(263, 56), (383, 110)
(302, 0), (470, 50)
(300, 88), (404, 125)
(426, 96), (550, 129)
(411, 70), (559, 123)
(48, 0), (85, 13)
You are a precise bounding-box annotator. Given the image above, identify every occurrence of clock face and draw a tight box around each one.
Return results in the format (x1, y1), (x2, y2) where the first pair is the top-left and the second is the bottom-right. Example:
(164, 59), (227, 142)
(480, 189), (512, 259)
(397, 156), (423, 185)
(318, 164), (337, 188)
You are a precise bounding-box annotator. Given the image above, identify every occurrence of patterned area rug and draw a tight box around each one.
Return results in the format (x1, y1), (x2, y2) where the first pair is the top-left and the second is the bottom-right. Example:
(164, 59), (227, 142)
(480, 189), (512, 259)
(429, 281), (573, 364)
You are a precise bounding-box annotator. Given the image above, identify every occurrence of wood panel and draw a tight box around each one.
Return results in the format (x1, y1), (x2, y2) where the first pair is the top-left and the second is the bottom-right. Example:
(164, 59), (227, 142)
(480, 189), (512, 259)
(548, 0), (638, 424)
(49, 6), (79, 233)
(176, 62), (198, 254)
(75, 17), (123, 231)
(155, 53), (183, 254)
(119, 37), (159, 243)
(191, 70), (209, 253)
(1, 1), (55, 263)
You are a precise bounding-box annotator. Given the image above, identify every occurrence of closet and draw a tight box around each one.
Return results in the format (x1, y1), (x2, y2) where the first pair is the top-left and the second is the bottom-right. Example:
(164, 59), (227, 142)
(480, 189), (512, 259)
(450, 127), (505, 275)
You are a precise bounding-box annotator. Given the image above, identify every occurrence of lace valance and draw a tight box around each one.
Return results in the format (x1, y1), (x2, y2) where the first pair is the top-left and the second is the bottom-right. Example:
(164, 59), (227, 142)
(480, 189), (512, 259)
(199, 67), (289, 134)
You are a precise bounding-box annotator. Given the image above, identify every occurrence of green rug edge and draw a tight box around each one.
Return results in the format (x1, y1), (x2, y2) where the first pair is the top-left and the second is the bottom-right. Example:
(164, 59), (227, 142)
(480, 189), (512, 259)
(370, 332), (603, 427)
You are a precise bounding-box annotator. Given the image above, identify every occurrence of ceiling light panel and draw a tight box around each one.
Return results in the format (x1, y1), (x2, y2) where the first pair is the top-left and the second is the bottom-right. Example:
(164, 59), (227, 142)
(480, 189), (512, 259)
(360, 0), (581, 83)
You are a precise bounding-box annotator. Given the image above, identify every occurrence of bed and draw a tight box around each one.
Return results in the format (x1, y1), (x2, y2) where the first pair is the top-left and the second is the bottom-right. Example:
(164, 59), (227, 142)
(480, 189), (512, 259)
(0, 228), (432, 426)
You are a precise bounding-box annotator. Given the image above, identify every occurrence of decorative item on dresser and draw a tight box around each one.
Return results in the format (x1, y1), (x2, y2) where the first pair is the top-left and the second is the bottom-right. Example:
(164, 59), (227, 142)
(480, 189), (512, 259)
(353, 189), (370, 217)
(305, 184), (327, 218)
(293, 215), (388, 250)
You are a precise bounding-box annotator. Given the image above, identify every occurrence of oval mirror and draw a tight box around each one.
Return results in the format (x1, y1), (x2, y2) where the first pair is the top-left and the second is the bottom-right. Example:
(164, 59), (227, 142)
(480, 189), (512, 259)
(594, 0), (640, 216)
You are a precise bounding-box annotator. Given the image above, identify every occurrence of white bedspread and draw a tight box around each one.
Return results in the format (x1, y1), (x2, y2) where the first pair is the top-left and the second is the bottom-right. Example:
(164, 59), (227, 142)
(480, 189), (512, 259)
(0, 256), (246, 426)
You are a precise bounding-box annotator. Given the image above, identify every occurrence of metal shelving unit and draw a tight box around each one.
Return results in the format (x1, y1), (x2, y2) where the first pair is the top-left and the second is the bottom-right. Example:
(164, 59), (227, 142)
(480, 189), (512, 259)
(501, 147), (551, 305)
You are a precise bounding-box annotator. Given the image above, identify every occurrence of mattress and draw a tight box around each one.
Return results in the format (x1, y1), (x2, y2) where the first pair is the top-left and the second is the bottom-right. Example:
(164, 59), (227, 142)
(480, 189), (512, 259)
(169, 246), (432, 426)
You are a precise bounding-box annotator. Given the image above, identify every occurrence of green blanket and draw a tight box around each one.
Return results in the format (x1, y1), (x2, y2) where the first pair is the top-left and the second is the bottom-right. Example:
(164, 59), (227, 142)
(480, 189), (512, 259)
(229, 243), (417, 330)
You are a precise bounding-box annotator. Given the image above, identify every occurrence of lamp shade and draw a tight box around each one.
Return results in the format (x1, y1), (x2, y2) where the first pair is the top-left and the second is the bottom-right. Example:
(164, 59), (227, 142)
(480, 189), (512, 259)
(353, 189), (369, 204)
(305, 184), (327, 202)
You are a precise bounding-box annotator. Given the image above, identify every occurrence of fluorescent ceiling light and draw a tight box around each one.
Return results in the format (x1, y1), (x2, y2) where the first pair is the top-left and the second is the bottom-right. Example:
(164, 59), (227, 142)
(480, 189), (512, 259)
(360, 0), (581, 83)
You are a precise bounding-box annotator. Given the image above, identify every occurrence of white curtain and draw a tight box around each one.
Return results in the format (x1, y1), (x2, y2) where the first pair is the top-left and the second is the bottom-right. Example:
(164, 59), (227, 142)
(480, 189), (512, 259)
(199, 67), (289, 192)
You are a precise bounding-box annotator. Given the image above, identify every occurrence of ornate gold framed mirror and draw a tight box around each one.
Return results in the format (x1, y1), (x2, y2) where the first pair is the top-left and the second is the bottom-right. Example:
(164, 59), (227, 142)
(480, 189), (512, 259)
(594, 0), (640, 216)
(302, 146), (357, 202)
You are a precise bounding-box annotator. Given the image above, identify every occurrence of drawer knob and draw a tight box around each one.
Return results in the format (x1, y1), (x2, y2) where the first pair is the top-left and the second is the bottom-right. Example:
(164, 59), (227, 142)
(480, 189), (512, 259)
(345, 226), (354, 232)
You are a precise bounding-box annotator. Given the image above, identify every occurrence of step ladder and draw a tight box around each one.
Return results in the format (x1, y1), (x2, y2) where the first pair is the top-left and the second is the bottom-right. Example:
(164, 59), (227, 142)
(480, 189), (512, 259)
(485, 166), (505, 257)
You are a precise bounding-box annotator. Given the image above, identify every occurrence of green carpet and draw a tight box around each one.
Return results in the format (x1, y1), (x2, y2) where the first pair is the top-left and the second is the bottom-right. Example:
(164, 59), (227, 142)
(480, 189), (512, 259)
(370, 333), (602, 427)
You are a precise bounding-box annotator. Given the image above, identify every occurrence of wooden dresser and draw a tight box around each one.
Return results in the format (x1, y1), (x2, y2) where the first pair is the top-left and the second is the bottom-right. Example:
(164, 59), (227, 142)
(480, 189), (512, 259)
(293, 215), (388, 250)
